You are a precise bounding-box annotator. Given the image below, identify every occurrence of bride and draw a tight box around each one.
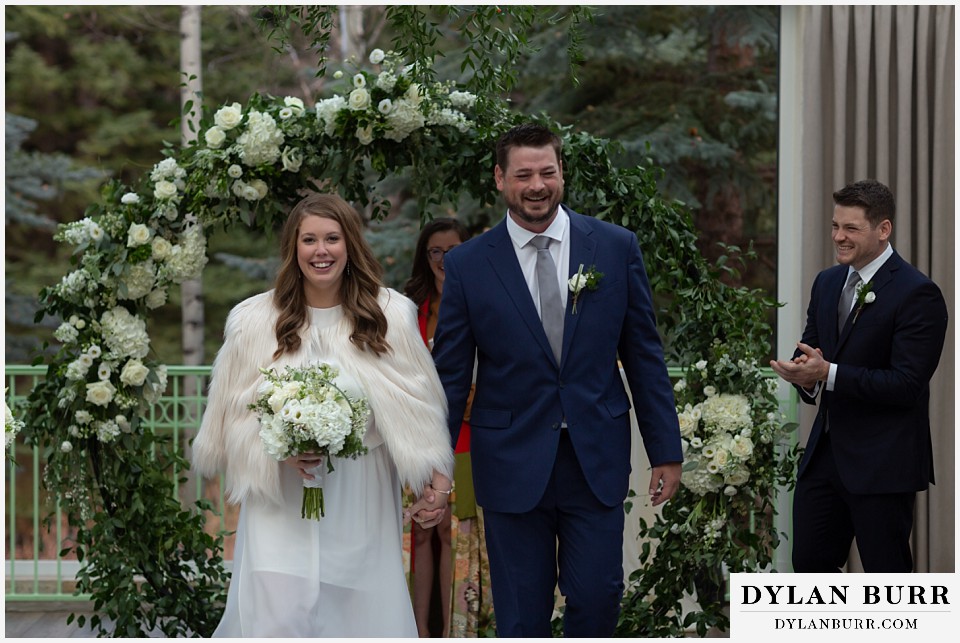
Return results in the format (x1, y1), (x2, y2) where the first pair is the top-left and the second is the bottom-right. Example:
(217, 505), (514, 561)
(193, 192), (454, 637)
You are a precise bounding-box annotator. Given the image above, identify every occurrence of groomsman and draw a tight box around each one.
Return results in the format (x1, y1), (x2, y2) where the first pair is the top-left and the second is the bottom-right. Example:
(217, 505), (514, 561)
(430, 123), (683, 636)
(770, 179), (947, 572)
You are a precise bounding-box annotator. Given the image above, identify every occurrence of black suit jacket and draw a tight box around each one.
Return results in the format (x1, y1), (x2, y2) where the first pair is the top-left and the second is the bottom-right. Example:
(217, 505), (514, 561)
(795, 250), (948, 495)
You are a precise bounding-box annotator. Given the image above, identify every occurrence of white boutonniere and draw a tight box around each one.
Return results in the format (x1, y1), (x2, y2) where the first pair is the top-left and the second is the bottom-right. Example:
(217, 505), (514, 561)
(568, 264), (603, 314)
(851, 282), (875, 325)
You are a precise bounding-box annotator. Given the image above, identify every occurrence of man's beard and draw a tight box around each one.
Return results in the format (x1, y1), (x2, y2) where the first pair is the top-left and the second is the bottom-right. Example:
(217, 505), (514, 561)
(506, 188), (563, 228)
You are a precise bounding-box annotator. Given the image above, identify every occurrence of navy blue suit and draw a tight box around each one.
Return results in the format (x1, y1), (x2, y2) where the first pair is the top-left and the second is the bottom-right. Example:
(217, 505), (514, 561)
(791, 250), (947, 571)
(432, 207), (682, 635)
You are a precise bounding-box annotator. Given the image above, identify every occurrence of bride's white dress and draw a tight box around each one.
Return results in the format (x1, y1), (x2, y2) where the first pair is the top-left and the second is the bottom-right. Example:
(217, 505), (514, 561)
(213, 305), (418, 637)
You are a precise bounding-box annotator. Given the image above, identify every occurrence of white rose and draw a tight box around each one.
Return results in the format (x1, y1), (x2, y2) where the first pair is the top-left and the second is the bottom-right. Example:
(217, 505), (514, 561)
(85, 381), (116, 407)
(333, 70), (343, 79)
(153, 180), (179, 201)
(61, 441), (73, 453)
(729, 435), (754, 460)
(864, 291), (876, 304)
(249, 179), (268, 200)
(204, 126), (227, 148)
(378, 98), (393, 115)
(674, 378), (686, 392)
(711, 448), (730, 468)
(214, 102), (243, 130)
(121, 193), (140, 205)
(120, 359), (150, 387)
(283, 96), (305, 115)
(353, 73), (366, 89)
(97, 363), (111, 381)
(695, 359), (708, 371)
(227, 164), (243, 178)
(369, 48), (385, 65)
(703, 385), (717, 397)
(723, 485), (738, 497)
(724, 466), (750, 486)
(278, 107), (294, 120)
(151, 236), (172, 260)
(127, 223), (153, 247)
(348, 87), (370, 111)
(356, 125), (374, 145)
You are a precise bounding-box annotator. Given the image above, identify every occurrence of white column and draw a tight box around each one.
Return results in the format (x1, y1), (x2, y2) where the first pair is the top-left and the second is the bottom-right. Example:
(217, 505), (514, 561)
(774, 5), (805, 573)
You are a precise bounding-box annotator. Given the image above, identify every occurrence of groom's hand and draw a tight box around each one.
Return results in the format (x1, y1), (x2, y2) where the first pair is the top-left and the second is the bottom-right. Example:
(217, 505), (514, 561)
(404, 487), (447, 528)
(649, 462), (681, 506)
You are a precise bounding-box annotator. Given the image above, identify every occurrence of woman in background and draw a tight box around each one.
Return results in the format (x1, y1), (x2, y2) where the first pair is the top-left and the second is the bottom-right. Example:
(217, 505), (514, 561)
(403, 218), (494, 637)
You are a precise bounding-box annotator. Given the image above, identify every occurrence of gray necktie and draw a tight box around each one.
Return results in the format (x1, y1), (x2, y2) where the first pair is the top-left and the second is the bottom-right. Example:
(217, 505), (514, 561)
(530, 235), (564, 363)
(837, 271), (862, 330)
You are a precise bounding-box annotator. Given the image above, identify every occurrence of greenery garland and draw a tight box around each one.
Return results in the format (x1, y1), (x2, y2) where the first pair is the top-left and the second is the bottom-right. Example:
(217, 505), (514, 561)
(22, 44), (798, 637)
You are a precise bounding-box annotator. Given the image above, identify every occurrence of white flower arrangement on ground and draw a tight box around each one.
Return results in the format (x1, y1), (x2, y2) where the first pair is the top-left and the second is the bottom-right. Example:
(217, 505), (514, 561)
(249, 364), (370, 520)
(670, 340), (796, 549)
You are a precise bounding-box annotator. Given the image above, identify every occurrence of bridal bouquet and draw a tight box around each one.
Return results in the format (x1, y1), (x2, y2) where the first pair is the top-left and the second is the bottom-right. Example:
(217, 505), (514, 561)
(250, 364), (370, 519)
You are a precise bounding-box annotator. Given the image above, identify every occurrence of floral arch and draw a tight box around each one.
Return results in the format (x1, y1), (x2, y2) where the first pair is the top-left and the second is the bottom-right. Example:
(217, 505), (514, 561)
(23, 49), (798, 637)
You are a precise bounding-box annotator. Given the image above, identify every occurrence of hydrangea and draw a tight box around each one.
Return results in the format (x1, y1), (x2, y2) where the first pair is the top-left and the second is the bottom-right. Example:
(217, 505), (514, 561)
(54, 322), (80, 345)
(100, 306), (150, 361)
(120, 261), (156, 301)
(165, 226), (208, 283)
(315, 96), (347, 136)
(150, 158), (187, 184)
(237, 110), (284, 166)
(384, 99), (425, 142)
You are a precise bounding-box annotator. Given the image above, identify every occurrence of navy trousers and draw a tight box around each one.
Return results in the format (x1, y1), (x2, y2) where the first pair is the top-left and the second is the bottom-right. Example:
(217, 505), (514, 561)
(482, 429), (625, 637)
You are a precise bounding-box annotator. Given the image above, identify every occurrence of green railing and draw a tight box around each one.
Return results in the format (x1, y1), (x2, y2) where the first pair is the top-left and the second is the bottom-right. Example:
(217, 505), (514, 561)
(5, 364), (224, 602)
(5, 364), (797, 603)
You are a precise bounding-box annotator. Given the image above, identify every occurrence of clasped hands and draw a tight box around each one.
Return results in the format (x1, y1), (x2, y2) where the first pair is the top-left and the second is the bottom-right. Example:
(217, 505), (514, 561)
(404, 473), (452, 529)
(769, 342), (829, 390)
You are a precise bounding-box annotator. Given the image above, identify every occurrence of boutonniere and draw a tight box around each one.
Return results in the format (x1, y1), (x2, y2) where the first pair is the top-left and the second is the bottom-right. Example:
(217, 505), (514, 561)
(567, 264), (603, 314)
(851, 281), (875, 325)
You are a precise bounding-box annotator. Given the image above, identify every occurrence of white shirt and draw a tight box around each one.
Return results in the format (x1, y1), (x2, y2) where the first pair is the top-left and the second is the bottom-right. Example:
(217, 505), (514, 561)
(505, 207), (571, 316)
(824, 243), (895, 391)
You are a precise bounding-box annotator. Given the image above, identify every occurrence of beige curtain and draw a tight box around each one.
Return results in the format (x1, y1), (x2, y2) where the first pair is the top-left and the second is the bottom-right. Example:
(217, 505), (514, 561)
(798, 5), (955, 572)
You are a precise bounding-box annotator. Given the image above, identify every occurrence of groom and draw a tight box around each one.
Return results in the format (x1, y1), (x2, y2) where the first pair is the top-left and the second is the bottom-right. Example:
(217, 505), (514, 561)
(429, 123), (683, 637)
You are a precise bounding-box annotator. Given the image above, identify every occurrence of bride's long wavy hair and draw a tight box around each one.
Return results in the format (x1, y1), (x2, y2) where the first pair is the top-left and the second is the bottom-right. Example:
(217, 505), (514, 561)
(272, 193), (389, 359)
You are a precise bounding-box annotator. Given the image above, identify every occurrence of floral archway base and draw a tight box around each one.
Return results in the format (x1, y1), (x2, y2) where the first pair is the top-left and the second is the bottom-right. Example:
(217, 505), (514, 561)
(23, 48), (798, 637)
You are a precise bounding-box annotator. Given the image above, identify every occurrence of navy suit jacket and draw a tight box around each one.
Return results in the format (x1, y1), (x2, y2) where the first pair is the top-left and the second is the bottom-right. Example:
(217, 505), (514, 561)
(432, 207), (683, 513)
(795, 250), (948, 495)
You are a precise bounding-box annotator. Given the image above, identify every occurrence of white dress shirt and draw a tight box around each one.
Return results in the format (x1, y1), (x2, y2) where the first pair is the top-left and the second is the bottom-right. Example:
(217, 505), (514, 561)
(505, 207), (571, 316)
(824, 243), (894, 390)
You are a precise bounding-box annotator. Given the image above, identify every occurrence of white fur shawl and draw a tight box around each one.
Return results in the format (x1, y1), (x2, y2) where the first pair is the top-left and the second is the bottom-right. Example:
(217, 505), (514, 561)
(192, 288), (454, 505)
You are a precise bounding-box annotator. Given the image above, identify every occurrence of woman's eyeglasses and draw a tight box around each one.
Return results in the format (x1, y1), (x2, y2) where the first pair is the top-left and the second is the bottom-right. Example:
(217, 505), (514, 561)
(427, 247), (458, 262)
